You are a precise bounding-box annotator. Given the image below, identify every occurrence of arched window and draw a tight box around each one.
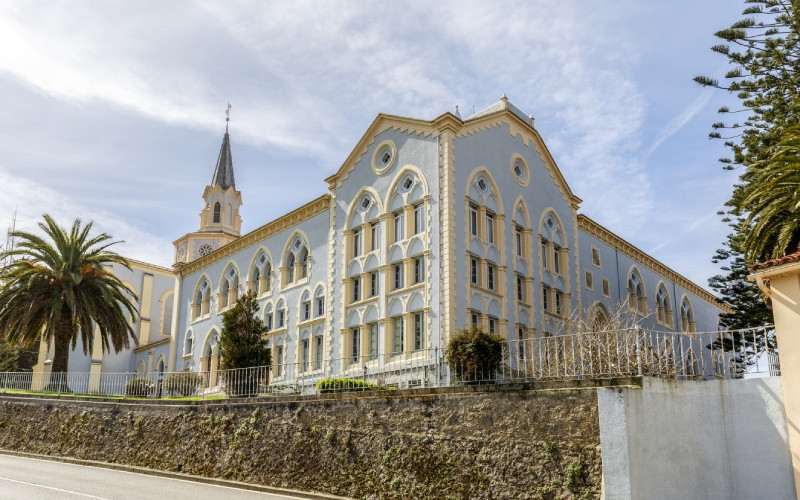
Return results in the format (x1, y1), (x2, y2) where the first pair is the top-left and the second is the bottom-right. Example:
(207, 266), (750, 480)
(264, 302), (274, 332)
(590, 304), (612, 331)
(283, 234), (310, 286)
(627, 269), (646, 315)
(314, 286), (325, 317)
(680, 297), (696, 333)
(219, 266), (239, 312)
(656, 284), (672, 327)
(191, 278), (211, 320)
(300, 248), (309, 279)
(276, 299), (287, 329)
(184, 330), (194, 356)
(300, 290), (312, 322)
(213, 202), (221, 223)
(286, 253), (295, 283)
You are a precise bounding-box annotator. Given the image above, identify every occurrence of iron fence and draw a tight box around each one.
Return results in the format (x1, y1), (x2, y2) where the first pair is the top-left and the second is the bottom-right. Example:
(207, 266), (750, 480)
(0, 326), (777, 399)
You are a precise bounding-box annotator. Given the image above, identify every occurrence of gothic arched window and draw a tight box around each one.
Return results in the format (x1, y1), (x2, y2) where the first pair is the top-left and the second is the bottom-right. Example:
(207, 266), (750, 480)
(213, 202), (221, 223)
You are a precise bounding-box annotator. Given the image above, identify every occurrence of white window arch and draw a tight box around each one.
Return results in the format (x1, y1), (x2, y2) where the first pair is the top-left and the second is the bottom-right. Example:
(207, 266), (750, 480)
(250, 250), (272, 295)
(656, 284), (672, 327)
(627, 268), (647, 315)
(314, 286), (325, 317)
(680, 297), (696, 333)
(282, 233), (311, 286)
(191, 277), (211, 320)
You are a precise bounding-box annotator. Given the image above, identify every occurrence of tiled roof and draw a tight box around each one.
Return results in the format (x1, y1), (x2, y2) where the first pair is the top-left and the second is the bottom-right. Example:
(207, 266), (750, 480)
(211, 131), (235, 190)
(752, 250), (800, 270)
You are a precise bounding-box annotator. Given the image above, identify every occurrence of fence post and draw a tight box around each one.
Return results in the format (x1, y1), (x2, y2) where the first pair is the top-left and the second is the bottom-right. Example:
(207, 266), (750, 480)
(435, 347), (440, 388)
(635, 327), (643, 376)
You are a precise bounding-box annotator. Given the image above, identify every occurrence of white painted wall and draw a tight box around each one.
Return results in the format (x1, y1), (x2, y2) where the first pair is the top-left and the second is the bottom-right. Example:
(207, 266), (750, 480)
(598, 377), (795, 500)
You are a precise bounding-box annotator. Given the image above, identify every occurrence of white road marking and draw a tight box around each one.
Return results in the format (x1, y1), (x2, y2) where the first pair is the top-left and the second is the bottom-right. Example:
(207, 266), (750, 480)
(0, 475), (109, 499)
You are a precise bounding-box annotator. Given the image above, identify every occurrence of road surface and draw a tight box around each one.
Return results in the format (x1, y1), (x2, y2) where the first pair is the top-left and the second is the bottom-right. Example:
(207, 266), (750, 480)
(0, 453), (313, 499)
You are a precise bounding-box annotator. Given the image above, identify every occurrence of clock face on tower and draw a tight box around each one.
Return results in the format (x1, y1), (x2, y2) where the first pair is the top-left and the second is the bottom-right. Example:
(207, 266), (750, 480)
(198, 243), (214, 257)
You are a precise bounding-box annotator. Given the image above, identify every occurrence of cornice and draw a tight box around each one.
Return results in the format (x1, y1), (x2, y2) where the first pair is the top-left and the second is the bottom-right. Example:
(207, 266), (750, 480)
(577, 214), (734, 313)
(126, 258), (175, 276)
(325, 114), (442, 189)
(178, 195), (331, 277)
(134, 337), (171, 353)
(459, 109), (582, 209)
(324, 107), (581, 213)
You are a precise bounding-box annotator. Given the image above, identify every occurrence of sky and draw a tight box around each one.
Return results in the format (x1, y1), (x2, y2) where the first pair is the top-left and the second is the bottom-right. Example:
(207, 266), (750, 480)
(0, 1), (747, 291)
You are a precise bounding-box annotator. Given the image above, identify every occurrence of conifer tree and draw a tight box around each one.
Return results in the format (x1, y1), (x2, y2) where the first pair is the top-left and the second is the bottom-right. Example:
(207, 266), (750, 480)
(695, 0), (800, 262)
(219, 291), (271, 370)
(708, 222), (773, 329)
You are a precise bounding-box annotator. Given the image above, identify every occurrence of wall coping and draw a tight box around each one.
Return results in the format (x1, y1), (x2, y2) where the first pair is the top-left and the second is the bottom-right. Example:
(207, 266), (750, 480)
(0, 377), (642, 409)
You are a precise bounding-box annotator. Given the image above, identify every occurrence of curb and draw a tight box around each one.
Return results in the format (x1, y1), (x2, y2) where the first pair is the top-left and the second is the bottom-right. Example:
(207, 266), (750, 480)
(0, 449), (348, 499)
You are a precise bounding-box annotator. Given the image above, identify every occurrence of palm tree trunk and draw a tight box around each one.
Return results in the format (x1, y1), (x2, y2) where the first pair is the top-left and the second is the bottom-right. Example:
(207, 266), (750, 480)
(46, 314), (74, 393)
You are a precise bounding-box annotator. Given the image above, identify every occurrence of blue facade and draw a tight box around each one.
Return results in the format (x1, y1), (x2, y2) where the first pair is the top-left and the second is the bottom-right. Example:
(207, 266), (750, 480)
(39, 99), (727, 385)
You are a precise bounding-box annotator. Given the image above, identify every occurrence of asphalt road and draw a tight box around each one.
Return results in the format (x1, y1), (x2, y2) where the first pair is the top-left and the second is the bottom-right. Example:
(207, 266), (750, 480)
(0, 454), (310, 499)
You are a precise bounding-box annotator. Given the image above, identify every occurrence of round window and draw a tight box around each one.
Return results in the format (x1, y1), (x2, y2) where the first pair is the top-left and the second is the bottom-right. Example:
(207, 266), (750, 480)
(360, 196), (371, 210)
(477, 178), (488, 192)
(371, 140), (397, 174)
(510, 155), (530, 186)
(293, 239), (302, 250)
(198, 243), (213, 256)
(402, 176), (414, 191)
(378, 146), (393, 167)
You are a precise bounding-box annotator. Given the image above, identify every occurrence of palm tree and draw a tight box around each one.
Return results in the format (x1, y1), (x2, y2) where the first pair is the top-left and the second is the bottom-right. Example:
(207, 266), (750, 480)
(736, 126), (800, 263)
(0, 215), (138, 388)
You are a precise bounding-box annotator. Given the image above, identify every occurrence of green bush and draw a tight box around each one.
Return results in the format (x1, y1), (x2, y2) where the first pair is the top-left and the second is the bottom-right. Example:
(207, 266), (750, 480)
(317, 377), (379, 393)
(445, 325), (504, 382)
(163, 371), (202, 397)
(125, 377), (153, 397)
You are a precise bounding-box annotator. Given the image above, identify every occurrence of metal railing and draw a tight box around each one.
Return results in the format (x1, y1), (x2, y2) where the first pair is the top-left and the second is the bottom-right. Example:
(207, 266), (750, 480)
(0, 326), (777, 399)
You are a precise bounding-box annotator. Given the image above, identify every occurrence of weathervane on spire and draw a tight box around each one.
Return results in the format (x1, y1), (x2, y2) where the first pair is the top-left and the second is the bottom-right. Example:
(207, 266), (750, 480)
(225, 102), (231, 132)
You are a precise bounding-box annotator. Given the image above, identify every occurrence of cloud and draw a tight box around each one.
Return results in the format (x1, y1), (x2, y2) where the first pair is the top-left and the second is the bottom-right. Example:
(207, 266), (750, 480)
(644, 88), (712, 159)
(0, 167), (171, 267)
(0, 0), (663, 271)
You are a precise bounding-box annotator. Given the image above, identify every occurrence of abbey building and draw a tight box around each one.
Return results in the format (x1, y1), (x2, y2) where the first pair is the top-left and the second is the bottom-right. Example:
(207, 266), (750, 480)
(33, 97), (730, 385)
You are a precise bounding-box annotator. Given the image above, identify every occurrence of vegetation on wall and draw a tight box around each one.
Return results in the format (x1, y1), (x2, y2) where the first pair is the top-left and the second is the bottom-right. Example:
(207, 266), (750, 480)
(0, 215), (138, 388)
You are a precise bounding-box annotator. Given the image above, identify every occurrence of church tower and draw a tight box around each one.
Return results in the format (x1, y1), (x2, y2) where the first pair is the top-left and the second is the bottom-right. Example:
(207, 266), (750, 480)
(173, 105), (243, 265)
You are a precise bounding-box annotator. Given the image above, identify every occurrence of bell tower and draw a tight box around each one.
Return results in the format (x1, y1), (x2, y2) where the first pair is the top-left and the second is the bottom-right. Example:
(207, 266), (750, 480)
(173, 104), (243, 265)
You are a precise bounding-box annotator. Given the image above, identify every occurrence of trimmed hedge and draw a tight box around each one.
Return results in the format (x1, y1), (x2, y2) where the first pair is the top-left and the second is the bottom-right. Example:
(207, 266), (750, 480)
(163, 371), (202, 397)
(124, 377), (154, 397)
(317, 377), (379, 394)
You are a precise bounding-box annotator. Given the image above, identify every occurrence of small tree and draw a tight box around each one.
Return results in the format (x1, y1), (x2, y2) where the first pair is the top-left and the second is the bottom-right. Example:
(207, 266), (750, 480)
(446, 325), (504, 383)
(0, 342), (20, 373)
(219, 291), (271, 396)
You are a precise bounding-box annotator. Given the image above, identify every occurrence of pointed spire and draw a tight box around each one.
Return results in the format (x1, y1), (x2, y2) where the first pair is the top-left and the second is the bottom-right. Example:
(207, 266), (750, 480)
(454, 104), (462, 119)
(212, 103), (235, 190)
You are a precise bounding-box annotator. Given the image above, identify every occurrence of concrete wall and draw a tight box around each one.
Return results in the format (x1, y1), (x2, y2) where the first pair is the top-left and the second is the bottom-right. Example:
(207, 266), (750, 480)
(598, 377), (795, 500)
(0, 384), (603, 499)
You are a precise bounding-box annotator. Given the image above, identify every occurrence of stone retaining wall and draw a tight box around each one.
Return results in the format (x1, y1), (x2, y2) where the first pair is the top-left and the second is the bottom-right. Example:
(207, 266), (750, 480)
(0, 383), (606, 499)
